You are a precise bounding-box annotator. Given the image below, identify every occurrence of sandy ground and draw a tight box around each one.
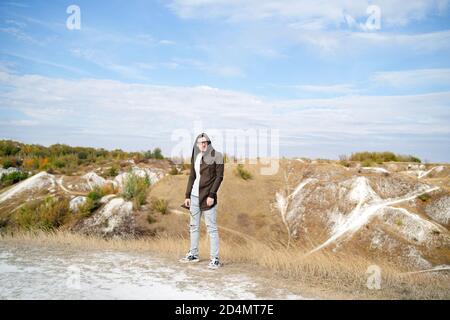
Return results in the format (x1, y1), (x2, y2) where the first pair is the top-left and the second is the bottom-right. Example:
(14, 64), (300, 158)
(0, 242), (314, 300)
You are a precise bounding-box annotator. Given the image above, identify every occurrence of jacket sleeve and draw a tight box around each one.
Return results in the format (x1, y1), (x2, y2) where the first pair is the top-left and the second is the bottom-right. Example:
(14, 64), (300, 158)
(185, 154), (196, 198)
(208, 152), (224, 198)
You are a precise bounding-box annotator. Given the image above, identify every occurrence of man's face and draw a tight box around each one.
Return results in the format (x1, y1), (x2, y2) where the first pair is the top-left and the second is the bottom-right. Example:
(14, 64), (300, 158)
(197, 137), (208, 152)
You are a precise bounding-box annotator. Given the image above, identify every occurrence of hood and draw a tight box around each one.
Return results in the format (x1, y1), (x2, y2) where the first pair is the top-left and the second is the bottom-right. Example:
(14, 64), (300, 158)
(191, 132), (216, 165)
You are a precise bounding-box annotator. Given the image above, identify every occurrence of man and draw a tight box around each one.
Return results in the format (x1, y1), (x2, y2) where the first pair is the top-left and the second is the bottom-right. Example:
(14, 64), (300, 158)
(179, 132), (224, 269)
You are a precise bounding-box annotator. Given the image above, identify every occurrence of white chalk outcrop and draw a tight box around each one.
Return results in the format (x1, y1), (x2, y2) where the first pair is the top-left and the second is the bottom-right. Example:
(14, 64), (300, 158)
(425, 196), (450, 226)
(72, 197), (134, 237)
(273, 166), (449, 268)
(69, 196), (87, 212)
(0, 171), (56, 204)
(82, 172), (108, 190)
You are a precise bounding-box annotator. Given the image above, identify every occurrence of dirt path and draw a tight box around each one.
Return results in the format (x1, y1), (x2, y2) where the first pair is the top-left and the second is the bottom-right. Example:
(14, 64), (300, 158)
(55, 176), (87, 196)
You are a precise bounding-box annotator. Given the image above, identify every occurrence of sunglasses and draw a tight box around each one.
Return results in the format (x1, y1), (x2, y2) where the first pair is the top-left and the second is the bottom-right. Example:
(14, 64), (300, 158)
(197, 141), (208, 145)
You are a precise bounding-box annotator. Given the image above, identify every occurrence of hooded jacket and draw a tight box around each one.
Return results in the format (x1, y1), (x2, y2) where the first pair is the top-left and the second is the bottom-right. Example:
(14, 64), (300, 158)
(185, 133), (224, 210)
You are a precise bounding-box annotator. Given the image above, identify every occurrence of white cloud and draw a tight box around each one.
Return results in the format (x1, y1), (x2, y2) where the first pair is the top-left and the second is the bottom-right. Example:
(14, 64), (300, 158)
(5, 19), (26, 28)
(254, 48), (287, 59)
(159, 39), (176, 45)
(372, 68), (450, 88)
(11, 119), (38, 126)
(349, 29), (450, 52)
(1, 2), (30, 8)
(288, 19), (330, 31)
(70, 47), (152, 80)
(161, 62), (180, 69)
(279, 29), (450, 55)
(170, 58), (245, 77)
(0, 70), (265, 128)
(135, 34), (154, 43)
(214, 65), (244, 77)
(294, 84), (358, 95)
(168, 0), (450, 57)
(2, 52), (88, 75)
(135, 63), (155, 70)
(168, 0), (448, 27)
(275, 91), (450, 137)
(0, 70), (449, 160)
(0, 18), (57, 46)
(69, 45), (245, 79)
(0, 26), (40, 45)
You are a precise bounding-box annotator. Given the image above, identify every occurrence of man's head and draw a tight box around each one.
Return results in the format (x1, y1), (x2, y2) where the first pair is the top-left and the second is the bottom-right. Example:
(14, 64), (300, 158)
(196, 133), (210, 152)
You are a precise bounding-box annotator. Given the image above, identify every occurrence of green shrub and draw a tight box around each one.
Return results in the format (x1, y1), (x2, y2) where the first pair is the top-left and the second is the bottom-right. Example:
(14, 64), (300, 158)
(50, 154), (79, 171)
(78, 197), (101, 218)
(417, 194), (431, 202)
(143, 147), (164, 160)
(75, 186), (106, 217)
(53, 158), (66, 169)
(134, 192), (147, 210)
(349, 151), (421, 163)
(235, 164), (252, 180)
(0, 140), (21, 156)
(151, 198), (168, 214)
(144, 150), (153, 159)
(121, 172), (150, 209)
(152, 148), (164, 159)
(406, 156), (421, 163)
(362, 160), (374, 167)
(1, 158), (14, 169)
(77, 151), (88, 160)
(87, 186), (105, 201)
(16, 196), (70, 230)
(106, 165), (119, 177)
(0, 171), (29, 187)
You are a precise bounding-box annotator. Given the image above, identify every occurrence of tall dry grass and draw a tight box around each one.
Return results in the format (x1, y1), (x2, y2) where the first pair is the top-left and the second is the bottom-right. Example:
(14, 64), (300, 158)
(1, 230), (448, 299)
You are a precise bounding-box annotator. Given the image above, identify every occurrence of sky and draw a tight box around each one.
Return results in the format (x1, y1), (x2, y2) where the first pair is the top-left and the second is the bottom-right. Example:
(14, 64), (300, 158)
(0, 0), (449, 162)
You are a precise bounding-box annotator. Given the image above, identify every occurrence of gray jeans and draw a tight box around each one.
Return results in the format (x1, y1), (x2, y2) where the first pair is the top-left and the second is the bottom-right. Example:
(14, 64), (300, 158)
(189, 194), (219, 259)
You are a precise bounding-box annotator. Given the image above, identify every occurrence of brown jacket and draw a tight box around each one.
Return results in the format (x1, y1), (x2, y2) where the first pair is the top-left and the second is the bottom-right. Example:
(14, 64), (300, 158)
(185, 133), (224, 210)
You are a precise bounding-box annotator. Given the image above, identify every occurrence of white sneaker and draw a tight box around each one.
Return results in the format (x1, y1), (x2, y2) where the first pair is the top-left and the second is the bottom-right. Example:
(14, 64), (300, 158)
(179, 252), (199, 263)
(207, 257), (221, 269)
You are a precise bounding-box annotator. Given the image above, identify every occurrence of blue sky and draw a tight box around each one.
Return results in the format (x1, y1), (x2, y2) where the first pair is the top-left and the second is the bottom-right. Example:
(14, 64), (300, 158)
(0, 0), (449, 162)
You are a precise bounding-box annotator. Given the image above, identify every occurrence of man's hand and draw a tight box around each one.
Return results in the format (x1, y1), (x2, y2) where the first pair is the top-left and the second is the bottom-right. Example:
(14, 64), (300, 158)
(184, 198), (191, 208)
(206, 196), (214, 206)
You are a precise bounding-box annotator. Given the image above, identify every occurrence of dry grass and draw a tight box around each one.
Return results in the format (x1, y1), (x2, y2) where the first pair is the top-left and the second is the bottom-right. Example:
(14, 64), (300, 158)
(1, 230), (448, 299)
